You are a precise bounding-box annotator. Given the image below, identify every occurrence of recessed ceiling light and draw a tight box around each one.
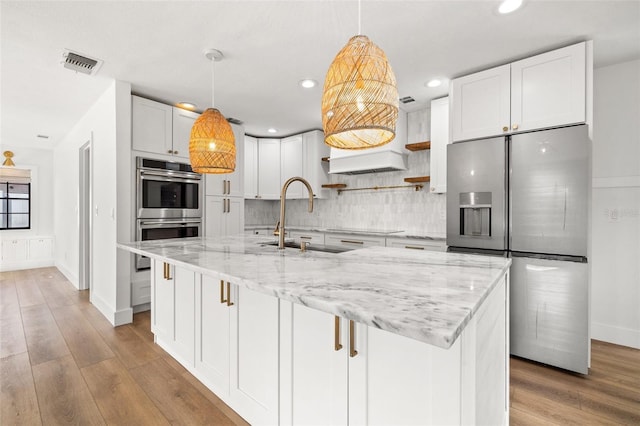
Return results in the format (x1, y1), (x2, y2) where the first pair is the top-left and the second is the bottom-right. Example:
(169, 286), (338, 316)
(426, 79), (442, 88)
(299, 79), (317, 89)
(177, 102), (197, 110)
(267, 128), (278, 134)
(498, 0), (523, 14)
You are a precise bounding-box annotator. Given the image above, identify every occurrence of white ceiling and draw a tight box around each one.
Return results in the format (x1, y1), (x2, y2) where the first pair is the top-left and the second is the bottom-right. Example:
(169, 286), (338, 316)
(2, 1), (639, 150)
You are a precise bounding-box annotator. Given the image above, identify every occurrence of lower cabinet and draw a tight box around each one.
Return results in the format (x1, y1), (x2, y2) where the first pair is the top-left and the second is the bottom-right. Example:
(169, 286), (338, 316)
(152, 260), (508, 426)
(151, 261), (195, 367)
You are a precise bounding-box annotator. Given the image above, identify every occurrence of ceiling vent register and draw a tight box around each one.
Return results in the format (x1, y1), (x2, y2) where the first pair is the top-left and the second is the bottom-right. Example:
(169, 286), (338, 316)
(62, 50), (103, 75)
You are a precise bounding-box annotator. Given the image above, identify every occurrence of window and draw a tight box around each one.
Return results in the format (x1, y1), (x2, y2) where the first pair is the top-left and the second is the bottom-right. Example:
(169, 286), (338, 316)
(1, 172), (31, 230)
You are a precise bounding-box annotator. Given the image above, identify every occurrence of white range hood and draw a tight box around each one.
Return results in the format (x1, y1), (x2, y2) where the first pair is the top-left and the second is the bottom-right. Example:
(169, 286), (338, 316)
(329, 110), (408, 175)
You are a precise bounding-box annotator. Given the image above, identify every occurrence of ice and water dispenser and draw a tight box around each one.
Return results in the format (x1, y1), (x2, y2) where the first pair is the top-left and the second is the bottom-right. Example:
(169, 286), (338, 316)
(459, 192), (492, 237)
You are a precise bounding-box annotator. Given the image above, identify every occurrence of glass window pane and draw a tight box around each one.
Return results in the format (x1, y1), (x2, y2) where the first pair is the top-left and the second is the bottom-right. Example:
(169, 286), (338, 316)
(8, 184), (30, 199)
(0, 214), (6, 229)
(0, 183), (7, 198)
(0, 199), (6, 214)
(9, 199), (29, 214)
(8, 214), (29, 228)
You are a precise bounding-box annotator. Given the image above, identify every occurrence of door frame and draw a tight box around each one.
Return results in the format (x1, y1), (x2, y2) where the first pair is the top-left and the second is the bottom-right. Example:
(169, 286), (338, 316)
(78, 138), (92, 292)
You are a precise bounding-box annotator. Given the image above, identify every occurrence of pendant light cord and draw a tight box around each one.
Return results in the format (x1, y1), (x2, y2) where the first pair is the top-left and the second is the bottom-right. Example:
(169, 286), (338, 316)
(358, 0), (362, 35)
(211, 57), (216, 108)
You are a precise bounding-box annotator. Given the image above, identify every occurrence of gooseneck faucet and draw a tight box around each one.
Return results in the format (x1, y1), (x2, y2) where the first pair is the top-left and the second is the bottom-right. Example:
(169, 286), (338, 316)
(279, 177), (314, 249)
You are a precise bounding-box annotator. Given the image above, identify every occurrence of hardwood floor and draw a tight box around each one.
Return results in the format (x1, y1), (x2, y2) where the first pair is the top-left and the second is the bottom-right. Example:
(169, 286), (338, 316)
(1, 267), (639, 425)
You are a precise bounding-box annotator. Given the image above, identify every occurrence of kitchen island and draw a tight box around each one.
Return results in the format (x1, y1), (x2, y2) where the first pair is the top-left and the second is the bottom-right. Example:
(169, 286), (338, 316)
(118, 234), (511, 426)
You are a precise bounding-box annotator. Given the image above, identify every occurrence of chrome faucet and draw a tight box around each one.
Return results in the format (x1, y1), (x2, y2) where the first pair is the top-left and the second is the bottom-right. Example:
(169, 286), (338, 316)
(279, 177), (314, 249)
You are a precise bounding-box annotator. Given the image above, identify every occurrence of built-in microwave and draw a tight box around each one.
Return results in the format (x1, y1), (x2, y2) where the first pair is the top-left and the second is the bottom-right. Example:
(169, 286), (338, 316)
(135, 218), (202, 270)
(136, 157), (202, 219)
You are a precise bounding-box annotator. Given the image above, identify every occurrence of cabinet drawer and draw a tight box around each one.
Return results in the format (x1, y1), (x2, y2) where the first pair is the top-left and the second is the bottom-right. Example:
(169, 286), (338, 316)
(324, 233), (385, 249)
(385, 238), (446, 252)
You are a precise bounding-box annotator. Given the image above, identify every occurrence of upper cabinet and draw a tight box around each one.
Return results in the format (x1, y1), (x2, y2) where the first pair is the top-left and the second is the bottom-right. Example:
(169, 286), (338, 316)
(245, 131), (330, 200)
(451, 42), (587, 142)
(430, 97), (449, 193)
(205, 123), (245, 198)
(132, 95), (200, 160)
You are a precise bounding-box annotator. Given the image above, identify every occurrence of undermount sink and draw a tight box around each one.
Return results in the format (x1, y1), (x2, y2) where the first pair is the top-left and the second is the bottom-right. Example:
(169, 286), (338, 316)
(260, 241), (352, 254)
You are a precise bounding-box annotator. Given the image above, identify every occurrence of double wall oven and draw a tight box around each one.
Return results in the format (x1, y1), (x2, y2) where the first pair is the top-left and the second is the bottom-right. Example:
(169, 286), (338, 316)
(135, 157), (202, 270)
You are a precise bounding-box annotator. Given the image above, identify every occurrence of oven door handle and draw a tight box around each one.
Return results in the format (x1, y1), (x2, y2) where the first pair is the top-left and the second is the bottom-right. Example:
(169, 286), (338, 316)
(139, 220), (200, 229)
(139, 169), (201, 183)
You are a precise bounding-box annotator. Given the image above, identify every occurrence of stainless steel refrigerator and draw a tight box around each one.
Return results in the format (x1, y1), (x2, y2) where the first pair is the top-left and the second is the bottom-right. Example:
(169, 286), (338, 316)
(447, 124), (590, 374)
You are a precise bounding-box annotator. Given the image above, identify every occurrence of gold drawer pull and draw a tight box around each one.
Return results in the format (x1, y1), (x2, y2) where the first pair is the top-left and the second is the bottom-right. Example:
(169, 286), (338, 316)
(334, 316), (343, 351)
(340, 239), (364, 245)
(349, 320), (358, 357)
(226, 282), (234, 307)
(405, 245), (425, 250)
(163, 262), (172, 280)
(300, 236), (312, 240)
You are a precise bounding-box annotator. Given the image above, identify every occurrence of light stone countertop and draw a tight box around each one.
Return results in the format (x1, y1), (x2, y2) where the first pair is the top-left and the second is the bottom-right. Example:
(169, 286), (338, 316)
(118, 234), (510, 349)
(244, 224), (446, 241)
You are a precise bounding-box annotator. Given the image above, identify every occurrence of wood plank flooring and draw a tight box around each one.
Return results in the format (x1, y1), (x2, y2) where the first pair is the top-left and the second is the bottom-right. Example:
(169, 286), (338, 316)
(1, 267), (639, 425)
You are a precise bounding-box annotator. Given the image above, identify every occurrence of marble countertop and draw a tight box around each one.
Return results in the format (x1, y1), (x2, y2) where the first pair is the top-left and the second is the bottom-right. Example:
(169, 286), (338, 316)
(245, 224), (446, 241)
(118, 235), (509, 349)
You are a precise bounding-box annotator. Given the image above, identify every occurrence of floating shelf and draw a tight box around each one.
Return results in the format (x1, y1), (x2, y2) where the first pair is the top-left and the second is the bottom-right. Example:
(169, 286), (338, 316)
(322, 183), (347, 189)
(404, 176), (431, 183)
(405, 141), (431, 151)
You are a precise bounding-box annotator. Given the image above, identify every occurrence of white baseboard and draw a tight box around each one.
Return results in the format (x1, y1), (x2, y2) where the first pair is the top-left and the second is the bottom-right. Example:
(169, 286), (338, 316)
(90, 293), (133, 326)
(55, 261), (79, 289)
(592, 321), (640, 349)
(1, 259), (54, 272)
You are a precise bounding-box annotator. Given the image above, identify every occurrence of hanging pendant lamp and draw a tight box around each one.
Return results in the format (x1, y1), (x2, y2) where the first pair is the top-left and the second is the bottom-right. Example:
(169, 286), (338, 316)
(189, 49), (236, 174)
(321, 1), (398, 150)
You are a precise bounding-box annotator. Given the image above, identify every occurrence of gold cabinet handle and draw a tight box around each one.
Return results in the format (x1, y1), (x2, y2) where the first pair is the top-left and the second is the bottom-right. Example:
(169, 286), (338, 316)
(502, 126), (509, 132)
(334, 316), (343, 351)
(226, 282), (234, 307)
(405, 245), (425, 250)
(227, 198), (231, 213)
(167, 149), (173, 154)
(300, 236), (312, 240)
(349, 320), (358, 357)
(340, 240), (364, 245)
(226, 180), (231, 194)
(174, 150), (178, 155)
(163, 262), (172, 280)
(512, 124), (519, 130)
(220, 280), (227, 304)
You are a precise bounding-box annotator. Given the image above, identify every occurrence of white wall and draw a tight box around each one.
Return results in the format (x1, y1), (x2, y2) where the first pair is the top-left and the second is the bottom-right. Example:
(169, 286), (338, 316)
(0, 147), (54, 237)
(591, 59), (640, 349)
(54, 80), (132, 326)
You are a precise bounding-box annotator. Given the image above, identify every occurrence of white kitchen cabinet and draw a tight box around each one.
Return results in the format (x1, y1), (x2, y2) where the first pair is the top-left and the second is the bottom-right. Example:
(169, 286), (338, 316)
(257, 138), (281, 199)
(228, 284), (280, 425)
(451, 64), (511, 142)
(430, 96), (449, 193)
(451, 42), (587, 142)
(205, 123), (245, 197)
(511, 42), (586, 133)
(1, 238), (27, 263)
(131, 96), (174, 155)
(385, 237), (446, 252)
(28, 238), (53, 260)
(205, 196), (244, 238)
(150, 260), (195, 367)
(195, 276), (231, 397)
(324, 233), (386, 249)
(280, 134), (304, 199)
(244, 136), (258, 198)
(281, 275), (508, 426)
(302, 130), (331, 199)
(172, 107), (199, 159)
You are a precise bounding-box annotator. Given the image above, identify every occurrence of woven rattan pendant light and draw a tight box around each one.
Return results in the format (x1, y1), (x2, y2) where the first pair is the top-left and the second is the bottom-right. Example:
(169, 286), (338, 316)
(321, 0), (398, 149)
(189, 49), (236, 174)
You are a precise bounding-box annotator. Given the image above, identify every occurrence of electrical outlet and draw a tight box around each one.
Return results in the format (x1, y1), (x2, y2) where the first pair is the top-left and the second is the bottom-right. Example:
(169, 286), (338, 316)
(606, 208), (620, 223)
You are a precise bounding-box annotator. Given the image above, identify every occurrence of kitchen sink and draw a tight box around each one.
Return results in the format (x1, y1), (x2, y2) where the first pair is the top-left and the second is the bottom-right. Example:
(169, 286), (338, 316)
(260, 241), (353, 254)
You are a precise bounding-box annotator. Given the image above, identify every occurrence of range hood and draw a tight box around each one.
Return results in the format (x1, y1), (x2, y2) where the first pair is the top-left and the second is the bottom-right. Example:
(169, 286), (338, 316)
(329, 110), (408, 175)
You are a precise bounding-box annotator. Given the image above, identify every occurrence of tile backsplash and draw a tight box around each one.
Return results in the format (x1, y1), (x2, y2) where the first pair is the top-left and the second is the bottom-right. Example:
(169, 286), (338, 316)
(245, 151), (447, 237)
